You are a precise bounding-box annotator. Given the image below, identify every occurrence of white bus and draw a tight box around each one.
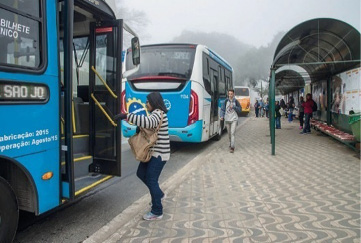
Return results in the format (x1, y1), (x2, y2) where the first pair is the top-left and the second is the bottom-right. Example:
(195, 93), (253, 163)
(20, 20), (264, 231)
(121, 44), (233, 142)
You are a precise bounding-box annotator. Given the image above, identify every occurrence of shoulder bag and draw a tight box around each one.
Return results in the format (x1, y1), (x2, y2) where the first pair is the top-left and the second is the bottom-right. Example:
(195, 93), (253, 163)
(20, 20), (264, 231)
(128, 111), (163, 162)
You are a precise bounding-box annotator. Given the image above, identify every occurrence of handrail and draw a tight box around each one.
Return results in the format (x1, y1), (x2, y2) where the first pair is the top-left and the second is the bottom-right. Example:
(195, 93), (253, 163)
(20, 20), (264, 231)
(91, 66), (118, 99)
(91, 93), (117, 127)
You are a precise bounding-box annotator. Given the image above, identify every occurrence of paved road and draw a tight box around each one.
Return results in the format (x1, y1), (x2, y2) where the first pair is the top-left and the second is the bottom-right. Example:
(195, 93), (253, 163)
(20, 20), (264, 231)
(14, 117), (248, 243)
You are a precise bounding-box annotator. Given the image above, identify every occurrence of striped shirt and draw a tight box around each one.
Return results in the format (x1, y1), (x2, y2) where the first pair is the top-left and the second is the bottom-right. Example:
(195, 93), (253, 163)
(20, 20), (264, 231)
(127, 109), (170, 161)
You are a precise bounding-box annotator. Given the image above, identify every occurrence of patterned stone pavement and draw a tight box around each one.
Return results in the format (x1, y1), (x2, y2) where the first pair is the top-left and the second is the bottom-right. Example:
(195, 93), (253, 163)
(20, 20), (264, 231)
(86, 117), (360, 243)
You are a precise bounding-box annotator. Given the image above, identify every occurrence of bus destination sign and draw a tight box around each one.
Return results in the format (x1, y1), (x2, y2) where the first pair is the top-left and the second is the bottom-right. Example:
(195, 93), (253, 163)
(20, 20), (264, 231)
(0, 81), (49, 102)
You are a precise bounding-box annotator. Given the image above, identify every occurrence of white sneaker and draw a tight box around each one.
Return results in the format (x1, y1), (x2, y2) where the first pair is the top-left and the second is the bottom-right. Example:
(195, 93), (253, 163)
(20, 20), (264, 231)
(143, 211), (163, 221)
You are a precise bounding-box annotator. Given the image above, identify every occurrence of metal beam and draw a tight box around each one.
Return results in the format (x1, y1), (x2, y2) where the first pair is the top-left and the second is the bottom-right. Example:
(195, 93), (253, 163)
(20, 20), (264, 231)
(327, 76), (332, 125)
(274, 59), (361, 67)
(270, 68), (276, 155)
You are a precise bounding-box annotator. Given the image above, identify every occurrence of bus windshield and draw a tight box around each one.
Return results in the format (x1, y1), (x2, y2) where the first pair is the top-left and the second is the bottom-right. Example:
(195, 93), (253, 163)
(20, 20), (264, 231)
(126, 45), (196, 80)
(235, 87), (250, 96)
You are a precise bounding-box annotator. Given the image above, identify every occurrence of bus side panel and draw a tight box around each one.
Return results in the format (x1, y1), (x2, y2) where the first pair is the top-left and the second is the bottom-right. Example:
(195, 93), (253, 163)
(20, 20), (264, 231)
(16, 148), (60, 214)
(0, 77), (60, 214)
(0, 0), (61, 214)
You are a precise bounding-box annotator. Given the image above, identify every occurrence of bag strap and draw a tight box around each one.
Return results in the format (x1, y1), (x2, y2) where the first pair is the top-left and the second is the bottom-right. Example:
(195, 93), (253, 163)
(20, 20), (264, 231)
(155, 110), (164, 133)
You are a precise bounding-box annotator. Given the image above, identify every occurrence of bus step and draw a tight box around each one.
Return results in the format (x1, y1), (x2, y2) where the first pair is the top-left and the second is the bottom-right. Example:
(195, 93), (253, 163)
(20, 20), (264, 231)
(74, 174), (112, 196)
(61, 134), (89, 155)
(61, 154), (93, 179)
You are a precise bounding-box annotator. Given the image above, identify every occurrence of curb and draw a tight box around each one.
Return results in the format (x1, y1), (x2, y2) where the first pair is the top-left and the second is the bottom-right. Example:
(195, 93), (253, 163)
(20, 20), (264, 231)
(84, 117), (250, 243)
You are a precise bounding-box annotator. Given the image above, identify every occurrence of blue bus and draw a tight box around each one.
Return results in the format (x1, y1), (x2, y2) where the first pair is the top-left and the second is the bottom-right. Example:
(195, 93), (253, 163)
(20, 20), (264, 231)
(121, 44), (233, 142)
(0, 0), (139, 241)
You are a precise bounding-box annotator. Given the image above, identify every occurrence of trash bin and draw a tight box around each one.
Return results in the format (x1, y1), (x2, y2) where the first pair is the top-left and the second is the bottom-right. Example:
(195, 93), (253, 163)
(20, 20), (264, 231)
(349, 113), (361, 142)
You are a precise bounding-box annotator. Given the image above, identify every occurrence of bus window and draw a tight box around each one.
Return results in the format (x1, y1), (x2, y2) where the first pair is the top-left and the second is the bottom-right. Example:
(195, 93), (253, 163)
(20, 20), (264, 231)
(0, 1), (44, 70)
(219, 67), (226, 96)
(235, 87), (250, 96)
(202, 54), (211, 95)
(126, 45), (196, 80)
(1, 0), (40, 17)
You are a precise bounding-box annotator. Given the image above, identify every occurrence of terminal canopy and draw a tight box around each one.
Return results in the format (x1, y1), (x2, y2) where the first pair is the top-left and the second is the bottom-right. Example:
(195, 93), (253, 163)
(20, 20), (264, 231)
(272, 18), (360, 94)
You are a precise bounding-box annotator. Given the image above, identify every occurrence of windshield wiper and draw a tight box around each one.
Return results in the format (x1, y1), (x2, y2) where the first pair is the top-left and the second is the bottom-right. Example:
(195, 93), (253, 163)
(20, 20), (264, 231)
(157, 72), (187, 78)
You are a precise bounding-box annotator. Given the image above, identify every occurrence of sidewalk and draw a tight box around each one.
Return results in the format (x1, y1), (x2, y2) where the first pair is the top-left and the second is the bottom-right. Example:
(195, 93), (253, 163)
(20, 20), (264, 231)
(85, 117), (360, 243)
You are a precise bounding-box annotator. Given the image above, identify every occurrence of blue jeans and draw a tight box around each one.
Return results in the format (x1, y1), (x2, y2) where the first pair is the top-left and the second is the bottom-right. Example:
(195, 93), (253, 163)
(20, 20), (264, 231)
(275, 117), (281, 128)
(303, 113), (311, 133)
(288, 108), (294, 122)
(137, 156), (166, 215)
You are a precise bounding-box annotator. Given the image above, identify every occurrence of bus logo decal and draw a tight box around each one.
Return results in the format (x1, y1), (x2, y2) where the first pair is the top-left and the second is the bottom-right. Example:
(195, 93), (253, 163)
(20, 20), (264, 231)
(126, 98), (148, 116)
(164, 99), (171, 110)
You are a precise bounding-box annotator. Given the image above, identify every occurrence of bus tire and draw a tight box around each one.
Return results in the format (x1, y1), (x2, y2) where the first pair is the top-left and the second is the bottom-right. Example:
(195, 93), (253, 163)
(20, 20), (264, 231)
(0, 176), (19, 243)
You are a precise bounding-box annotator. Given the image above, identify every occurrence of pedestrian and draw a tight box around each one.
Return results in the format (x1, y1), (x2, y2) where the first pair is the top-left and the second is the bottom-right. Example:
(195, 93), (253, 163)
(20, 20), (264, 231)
(254, 100), (259, 117)
(288, 96), (295, 122)
(115, 92), (170, 220)
(275, 100), (281, 129)
(280, 99), (286, 109)
(301, 93), (315, 134)
(259, 99), (264, 117)
(265, 100), (269, 118)
(298, 96), (305, 129)
(220, 89), (242, 153)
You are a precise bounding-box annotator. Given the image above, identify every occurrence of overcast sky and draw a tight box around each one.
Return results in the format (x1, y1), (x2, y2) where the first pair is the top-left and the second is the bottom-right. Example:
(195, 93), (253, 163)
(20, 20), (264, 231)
(116, 0), (360, 48)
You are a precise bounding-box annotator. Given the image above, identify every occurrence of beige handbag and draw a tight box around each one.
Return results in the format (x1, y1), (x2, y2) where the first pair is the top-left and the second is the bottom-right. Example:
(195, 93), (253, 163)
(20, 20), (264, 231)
(128, 111), (163, 162)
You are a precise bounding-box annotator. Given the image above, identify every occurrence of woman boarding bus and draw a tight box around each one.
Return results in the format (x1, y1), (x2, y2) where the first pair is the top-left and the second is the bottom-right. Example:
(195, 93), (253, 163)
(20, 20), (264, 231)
(122, 44), (233, 142)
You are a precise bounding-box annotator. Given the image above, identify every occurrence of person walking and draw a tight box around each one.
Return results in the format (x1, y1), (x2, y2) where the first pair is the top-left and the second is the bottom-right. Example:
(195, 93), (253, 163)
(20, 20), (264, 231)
(280, 99), (286, 109)
(298, 96), (305, 129)
(265, 100), (269, 118)
(301, 93), (315, 134)
(288, 96), (295, 122)
(254, 100), (259, 117)
(275, 100), (281, 129)
(115, 92), (170, 220)
(220, 89), (241, 153)
(259, 99), (264, 117)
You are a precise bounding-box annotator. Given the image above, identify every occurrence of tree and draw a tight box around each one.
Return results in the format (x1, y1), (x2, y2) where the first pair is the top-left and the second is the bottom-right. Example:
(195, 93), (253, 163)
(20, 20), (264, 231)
(235, 31), (285, 89)
(109, 0), (150, 48)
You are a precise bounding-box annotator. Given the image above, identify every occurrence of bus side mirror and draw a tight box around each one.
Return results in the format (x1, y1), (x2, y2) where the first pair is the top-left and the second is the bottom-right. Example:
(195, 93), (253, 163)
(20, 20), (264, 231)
(131, 37), (140, 65)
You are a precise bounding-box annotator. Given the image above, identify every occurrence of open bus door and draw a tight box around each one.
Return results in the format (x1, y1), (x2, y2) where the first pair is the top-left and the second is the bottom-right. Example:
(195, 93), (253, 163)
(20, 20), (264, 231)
(88, 20), (123, 176)
(209, 68), (219, 137)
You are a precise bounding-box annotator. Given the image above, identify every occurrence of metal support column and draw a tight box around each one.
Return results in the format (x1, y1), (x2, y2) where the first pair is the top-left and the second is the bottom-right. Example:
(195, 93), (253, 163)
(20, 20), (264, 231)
(269, 82), (271, 140)
(270, 67), (276, 155)
(327, 76), (332, 126)
(63, 0), (75, 199)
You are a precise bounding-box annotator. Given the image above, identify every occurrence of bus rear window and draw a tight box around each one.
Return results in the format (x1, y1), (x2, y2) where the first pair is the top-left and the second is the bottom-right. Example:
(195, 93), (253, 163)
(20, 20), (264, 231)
(235, 88), (249, 96)
(131, 81), (185, 91)
(0, 1), (43, 70)
(126, 45), (196, 80)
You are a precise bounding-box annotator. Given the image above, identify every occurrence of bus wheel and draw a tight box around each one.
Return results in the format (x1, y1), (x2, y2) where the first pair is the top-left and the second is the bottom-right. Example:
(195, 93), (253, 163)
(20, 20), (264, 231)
(0, 177), (19, 243)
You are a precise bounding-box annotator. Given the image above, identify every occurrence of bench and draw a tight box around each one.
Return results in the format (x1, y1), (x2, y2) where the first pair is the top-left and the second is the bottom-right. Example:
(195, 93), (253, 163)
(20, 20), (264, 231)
(311, 119), (358, 150)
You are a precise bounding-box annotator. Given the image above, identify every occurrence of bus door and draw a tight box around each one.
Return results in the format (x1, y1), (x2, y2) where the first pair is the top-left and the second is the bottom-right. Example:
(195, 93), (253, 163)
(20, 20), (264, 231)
(88, 20), (123, 176)
(209, 68), (219, 136)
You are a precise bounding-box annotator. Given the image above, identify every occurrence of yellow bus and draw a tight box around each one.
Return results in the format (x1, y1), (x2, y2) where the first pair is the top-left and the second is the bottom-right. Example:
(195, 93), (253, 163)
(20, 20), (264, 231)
(234, 86), (251, 115)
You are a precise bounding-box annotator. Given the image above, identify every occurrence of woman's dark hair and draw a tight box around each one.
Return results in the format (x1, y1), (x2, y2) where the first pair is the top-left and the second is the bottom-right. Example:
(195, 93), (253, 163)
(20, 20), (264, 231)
(147, 92), (168, 113)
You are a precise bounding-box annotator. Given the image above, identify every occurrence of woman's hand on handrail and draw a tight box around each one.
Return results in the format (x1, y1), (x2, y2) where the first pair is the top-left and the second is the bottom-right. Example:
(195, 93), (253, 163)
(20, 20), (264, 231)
(114, 113), (128, 121)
